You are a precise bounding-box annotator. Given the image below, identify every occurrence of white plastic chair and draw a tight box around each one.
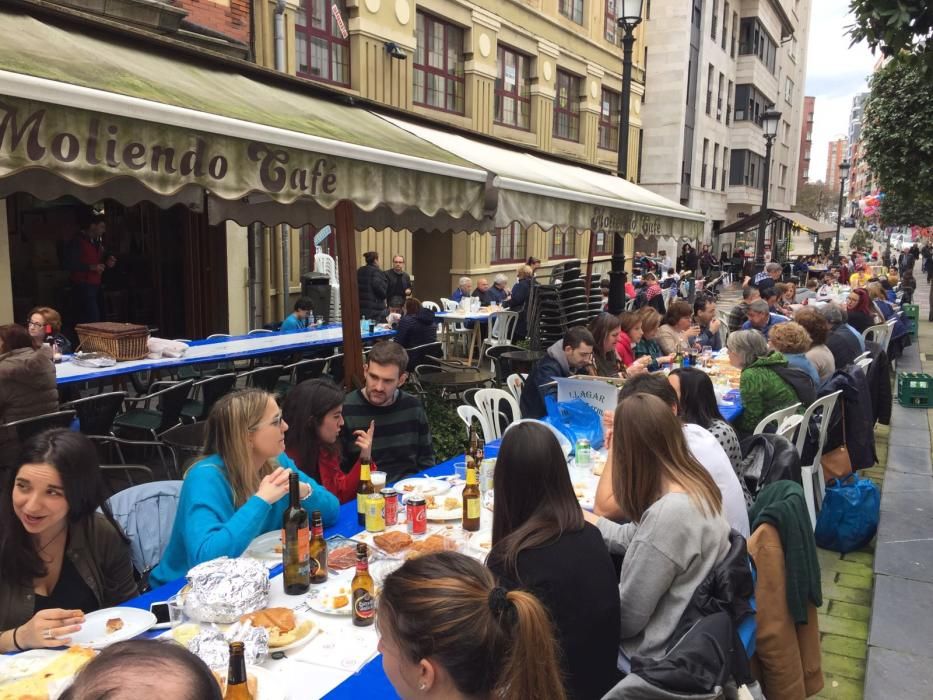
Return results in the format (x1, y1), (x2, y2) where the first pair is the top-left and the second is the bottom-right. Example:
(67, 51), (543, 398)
(752, 403), (801, 436)
(440, 298), (471, 356)
(775, 414), (804, 445)
(422, 301), (440, 312)
(506, 373), (526, 404)
(474, 388), (521, 440)
(862, 323), (890, 353)
(855, 356), (873, 370)
(456, 405), (493, 443)
(794, 390), (843, 529)
(482, 311), (519, 368)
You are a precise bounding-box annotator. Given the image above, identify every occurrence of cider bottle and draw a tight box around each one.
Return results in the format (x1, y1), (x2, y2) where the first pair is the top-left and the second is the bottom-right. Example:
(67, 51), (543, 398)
(351, 543), (375, 627)
(224, 641), (253, 700)
(462, 457), (481, 532)
(282, 472), (310, 595)
(357, 461), (373, 527)
(308, 510), (328, 584)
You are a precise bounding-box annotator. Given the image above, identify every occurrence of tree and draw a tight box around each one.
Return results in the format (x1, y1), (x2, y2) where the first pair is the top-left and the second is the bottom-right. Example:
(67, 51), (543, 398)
(849, 0), (933, 73)
(795, 181), (834, 220)
(861, 59), (933, 226)
(848, 229), (872, 252)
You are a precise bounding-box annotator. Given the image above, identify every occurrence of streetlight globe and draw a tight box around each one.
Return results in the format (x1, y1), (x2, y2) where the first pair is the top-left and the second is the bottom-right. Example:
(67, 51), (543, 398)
(840, 160), (851, 179)
(619, 0), (644, 27)
(760, 109), (782, 138)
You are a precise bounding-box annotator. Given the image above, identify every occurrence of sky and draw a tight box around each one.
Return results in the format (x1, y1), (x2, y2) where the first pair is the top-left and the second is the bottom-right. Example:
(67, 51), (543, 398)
(804, 0), (878, 183)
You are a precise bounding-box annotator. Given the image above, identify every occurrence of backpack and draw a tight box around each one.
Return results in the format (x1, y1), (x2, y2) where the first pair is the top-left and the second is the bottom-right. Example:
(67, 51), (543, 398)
(772, 365), (816, 407)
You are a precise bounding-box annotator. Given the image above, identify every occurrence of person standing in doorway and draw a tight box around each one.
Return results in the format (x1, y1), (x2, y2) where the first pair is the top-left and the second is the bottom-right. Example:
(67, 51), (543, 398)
(66, 213), (114, 324)
(357, 251), (388, 322)
(384, 254), (412, 312)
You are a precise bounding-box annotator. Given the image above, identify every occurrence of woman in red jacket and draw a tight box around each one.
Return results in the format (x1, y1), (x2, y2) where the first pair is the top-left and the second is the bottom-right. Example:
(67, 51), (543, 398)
(282, 378), (374, 503)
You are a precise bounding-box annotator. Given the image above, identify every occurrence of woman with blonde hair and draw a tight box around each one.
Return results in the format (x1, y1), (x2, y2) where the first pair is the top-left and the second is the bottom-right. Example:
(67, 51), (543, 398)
(633, 307), (673, 370)
(26, 306), (72, 356)
(149, 389), (339, 587)
(586, 393), (730, 668)
(378, 551), (569, 700)
(768, 321), (820, 385)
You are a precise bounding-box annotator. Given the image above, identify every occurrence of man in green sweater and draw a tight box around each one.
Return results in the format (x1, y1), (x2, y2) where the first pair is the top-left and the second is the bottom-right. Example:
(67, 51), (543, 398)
(341, 341), (435, 481)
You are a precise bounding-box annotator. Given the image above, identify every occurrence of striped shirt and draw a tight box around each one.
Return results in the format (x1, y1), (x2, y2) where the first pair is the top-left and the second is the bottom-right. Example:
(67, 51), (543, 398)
(340, 389), (435, 481)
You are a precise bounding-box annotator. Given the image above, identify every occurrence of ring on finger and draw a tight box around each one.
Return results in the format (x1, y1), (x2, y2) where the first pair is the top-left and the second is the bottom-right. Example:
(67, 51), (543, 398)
(43, 628), (53, 640)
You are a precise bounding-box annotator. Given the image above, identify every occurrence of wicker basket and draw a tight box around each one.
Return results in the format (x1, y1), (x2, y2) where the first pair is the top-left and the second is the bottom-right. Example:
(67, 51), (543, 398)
(75, 322), (150, 362)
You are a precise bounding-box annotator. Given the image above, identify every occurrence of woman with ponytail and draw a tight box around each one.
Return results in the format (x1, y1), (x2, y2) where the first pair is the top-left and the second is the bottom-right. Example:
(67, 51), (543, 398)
(378, 551), (568, 700)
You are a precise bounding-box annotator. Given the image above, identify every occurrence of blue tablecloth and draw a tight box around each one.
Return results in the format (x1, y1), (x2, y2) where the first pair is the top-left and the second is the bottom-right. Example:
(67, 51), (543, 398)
(718, 390), (743, 422)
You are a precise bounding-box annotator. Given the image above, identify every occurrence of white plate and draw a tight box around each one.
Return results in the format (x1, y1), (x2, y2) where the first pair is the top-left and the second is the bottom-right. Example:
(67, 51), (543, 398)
(0, 649), (63, 684)
(267, 615), (321, 652)
(394, 477), (451, 498)
(304, 582), (353, 616)
(64, 608), (156, 649)
(245, 530), (283, 561)
(425, 486), (464, 521)
(246, 665), (289, 700)
(467, 530), (493, 557)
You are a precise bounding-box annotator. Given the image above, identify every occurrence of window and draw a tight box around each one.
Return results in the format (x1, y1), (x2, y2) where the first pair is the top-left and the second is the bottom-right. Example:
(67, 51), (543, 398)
(730, 11), (738, 57)
(712, 143), (719, 190)
(414, 13), (465, 114)
(551, 228), (577, 258)
(598, 88), (621, 150)
(730, 149), (766, 189)
(789, 36), (798, 62)
(705, 64), (714, 115)
(716, 72), (724, 120)
(605, 0), (619, 43)
(560, 0), (584, 24)
(594, 231), (612, 255)
(784, 77), (794, 104)
(711, 0), (718, 41)
(779, 164), (787, 187)
(701, 139), (709, 188)
(295, 0), (350, 86)
(495, 45), (531, 129)
(733, 83), (770, 124)
(692, 0), (702, 28)
(726, 80), (733, 124)
(721, 147), (728, 190)
(739, 18), (777, 73)
(722, 2), (729, 50)
(490, 222), (527, 263)
(554, 70), (581, 141)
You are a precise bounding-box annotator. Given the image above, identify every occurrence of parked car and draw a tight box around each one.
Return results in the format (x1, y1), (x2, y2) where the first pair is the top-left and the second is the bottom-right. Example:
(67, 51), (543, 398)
(842, 217), (856, 227)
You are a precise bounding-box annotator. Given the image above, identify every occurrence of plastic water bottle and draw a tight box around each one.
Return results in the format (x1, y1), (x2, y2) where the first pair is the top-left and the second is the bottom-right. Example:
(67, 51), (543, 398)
(360, 316), (367, 335)
(308, 311), (315, 329)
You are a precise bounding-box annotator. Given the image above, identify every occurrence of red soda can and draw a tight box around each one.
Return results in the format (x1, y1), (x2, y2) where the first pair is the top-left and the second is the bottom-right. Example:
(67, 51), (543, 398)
(407, 496), (427, 535)
(382, 488), (398, 526)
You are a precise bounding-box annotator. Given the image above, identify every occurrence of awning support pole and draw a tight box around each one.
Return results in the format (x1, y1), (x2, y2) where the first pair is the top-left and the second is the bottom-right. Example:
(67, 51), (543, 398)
(607, 233), (627, 315)
(281, 224), (290, 322)
(585, 229), (596, 298)
(335, 200), (363, 389)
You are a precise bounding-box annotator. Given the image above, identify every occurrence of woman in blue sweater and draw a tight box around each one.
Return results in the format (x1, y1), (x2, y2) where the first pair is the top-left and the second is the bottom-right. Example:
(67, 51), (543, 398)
(149, 389), (339, 587)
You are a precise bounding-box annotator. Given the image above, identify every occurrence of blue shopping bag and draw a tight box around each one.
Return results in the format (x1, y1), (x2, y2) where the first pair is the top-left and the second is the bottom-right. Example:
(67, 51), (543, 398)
(543, 396), (604, 451)
(814, 474), (880, 553)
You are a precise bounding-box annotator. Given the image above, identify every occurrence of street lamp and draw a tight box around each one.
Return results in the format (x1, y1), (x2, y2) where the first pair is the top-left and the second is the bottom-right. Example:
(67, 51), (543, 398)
(608, 0), (643, 315)
(833, 159), (851, 265)
(754, 108), (781, 271)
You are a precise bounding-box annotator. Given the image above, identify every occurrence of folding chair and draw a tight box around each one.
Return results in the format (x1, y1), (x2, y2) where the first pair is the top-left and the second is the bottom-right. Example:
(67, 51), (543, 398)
(794, 391), (843, 529)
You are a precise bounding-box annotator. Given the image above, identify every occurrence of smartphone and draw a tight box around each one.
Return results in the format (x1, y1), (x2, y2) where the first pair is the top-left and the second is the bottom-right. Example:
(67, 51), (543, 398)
(149, 601), (172, 630)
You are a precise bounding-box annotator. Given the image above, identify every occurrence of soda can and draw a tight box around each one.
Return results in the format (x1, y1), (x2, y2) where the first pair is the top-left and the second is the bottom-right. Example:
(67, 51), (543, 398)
(575, 438), (591, 467)
(406, 496), (427, 535)
(365, 491), (386, 533)
(382, 488), (398, 526)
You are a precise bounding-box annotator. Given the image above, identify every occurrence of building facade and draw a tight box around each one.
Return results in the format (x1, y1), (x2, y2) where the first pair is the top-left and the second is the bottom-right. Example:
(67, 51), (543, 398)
(825, 136), (847, 188)
(638, 0), (812, 254)
(798, 94), (814, 187)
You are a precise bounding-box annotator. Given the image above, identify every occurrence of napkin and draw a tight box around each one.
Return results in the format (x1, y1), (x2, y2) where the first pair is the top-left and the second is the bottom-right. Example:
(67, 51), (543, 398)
(289, 627), (379, 673)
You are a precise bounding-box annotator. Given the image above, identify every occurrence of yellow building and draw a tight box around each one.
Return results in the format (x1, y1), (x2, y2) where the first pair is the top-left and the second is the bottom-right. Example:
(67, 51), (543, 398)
(251, 0), (647, 308)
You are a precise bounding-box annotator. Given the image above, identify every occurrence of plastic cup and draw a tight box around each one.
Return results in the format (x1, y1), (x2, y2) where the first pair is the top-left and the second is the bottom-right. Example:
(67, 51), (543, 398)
(454, 461), (467, 482)
(370, 471), (387, 490)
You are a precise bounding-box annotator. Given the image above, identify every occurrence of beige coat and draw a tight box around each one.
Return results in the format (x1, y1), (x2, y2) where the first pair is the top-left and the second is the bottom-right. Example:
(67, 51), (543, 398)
(0, 347), (59, 460)
(656, 324), (688, 355)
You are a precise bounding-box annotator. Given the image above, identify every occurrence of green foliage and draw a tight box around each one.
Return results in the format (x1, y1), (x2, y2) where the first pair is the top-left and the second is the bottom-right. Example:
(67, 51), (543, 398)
(848, 229), (872, 251)
(423, 388), (467, 463)
(862, 59), (933, 226)
(848, 0), (933, 73)
(820, 237), (833, 256)
(796, 181), (834, 219)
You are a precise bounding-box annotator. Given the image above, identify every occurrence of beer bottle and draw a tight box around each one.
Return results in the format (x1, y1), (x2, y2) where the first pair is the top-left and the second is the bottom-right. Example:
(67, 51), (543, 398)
(357, 461), (373, 527)
(673, 349), (684, 369)
(308, 510), (328, 584)
(224, 641), (253, 700)
(282, 472), (310, 595)
(351, 543), (375, 627)
(462, 455), (481, 532)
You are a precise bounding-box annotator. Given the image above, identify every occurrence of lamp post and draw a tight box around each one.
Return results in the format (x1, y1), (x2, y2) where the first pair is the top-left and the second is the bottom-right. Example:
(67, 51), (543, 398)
(833, 160), (851, 265)
(608, 0), (643, 315)
(754, 109), (781, 272)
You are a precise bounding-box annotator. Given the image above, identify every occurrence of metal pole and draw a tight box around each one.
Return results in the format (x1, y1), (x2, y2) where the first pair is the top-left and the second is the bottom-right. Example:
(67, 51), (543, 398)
(755, 136), (774, 271)
(833, 175), (845, 264)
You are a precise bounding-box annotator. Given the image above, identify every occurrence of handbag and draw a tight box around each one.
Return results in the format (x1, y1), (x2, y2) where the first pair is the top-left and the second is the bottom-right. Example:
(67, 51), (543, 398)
(815, 474), (880, 552)
(821, 402), (853, 482)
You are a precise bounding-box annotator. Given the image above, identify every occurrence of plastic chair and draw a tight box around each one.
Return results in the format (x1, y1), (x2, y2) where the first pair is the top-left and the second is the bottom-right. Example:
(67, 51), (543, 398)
(482, 311), (520, 362)
(794, 391), (843, 529)
(752, 403), (801, 435)
(248, 328), (274, 336)
(180, 373), (237, 422)
(107, 480), (183, 579)
(113, 380), (194, 441)
(239, 365), (286, 392)
(506, 373), (526, 404)
(62, 392), (126, 436)
(422, 301), (441, 312)
(775, 414), (804, 445)
(474, 388), (521, 440)
(855, 356), (873, 370)
(456, 405), (493, 443)
(862, 324), (890, 353)
(2, 410), (77, 444)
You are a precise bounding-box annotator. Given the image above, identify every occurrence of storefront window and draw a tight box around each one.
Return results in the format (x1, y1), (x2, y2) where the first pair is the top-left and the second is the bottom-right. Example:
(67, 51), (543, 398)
(295, 0), (350, 86)
(490, 222), (527, 263)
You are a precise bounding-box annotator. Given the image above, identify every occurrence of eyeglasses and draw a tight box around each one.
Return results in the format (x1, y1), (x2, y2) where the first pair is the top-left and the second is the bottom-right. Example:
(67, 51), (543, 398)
(26, 321), (44, 329)
(250, 414), (284, 431)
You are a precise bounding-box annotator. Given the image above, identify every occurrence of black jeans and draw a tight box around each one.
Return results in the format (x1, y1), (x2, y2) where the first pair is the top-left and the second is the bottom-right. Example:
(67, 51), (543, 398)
(73, 282), (101, 324)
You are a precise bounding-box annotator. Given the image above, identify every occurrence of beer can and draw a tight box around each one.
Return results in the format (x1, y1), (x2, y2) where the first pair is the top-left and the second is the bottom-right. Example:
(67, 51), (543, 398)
(406, 496), (427, 535)
(575, 438), (591, 466)
(365, 491), (386, 533)
(382, 488), (398, 526)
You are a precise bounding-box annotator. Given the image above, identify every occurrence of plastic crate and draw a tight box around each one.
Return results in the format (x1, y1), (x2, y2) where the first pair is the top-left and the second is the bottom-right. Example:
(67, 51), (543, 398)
(897, 372), (933, 408)
(903, 303), (919, 337)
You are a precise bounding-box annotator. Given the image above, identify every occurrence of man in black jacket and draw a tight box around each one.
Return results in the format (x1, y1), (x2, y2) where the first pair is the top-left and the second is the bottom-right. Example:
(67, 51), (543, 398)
(385, 254), (412, 310)
(357, 251), (388, 321)
(820, 304), (862, 369)
(520, 327), (595, 419)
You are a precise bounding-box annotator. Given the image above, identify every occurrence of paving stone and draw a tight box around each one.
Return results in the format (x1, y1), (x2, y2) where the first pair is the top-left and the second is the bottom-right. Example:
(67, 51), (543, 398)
(864, 647), (933, 700)
(822, 582), (873, 606)
(818, 612), (869, 640)
(885, 444), (933, 475)
(836, 572), (875, 590)
(874, 539), (933, 583)
(868, 575), (933, 654)
(828, 600), (872, 622)
(889, 407), (933, 432)
(881, 469), (933, 493)
(822, 651), (866, 681)
(880, 489), (933, 517)
(876, 506), (933, 543)
(821, 633), (868, 660)
(842, 550), (874, 566)
(820, 556), (875, 578)
(814, 673), (865, 699)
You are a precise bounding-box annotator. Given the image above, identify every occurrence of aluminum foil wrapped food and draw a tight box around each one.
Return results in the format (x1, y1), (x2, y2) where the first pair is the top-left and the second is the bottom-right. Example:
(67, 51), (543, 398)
(187, 621), (269, 669)
(183, 556), (270, 623)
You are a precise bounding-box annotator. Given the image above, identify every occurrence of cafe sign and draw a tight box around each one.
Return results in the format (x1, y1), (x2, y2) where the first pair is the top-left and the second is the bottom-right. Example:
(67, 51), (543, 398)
(591, 206), (663, 237)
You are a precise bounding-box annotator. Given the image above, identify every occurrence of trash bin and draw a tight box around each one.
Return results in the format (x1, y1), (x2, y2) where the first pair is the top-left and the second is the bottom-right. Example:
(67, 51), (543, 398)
(301, 272), (332, 323)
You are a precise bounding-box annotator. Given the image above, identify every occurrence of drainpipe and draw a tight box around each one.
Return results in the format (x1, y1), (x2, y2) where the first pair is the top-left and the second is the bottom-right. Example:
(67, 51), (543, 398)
(274, 1), (289, 322)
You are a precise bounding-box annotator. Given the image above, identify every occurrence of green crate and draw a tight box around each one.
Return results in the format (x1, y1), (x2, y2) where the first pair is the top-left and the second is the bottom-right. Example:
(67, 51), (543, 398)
(903, 303), (920, 337)
(897, 372), (933, 407)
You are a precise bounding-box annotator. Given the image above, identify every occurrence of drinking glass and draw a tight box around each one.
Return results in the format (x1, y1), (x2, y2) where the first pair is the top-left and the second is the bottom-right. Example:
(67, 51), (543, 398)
(370, 471), (387, 490)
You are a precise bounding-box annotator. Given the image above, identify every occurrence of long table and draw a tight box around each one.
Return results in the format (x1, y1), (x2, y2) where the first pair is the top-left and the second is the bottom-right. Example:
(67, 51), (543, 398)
(55, 325), (395, 385)
(435, 309), (496, 365)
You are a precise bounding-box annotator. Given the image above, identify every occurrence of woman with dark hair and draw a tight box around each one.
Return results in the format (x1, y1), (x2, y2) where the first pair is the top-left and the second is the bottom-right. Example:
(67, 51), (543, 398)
(0, 430), (137, 652)
(282, 378), (374, 503)
(393, 297), (437, 349)
(587, 312), (623, 377)
(615, 311), (641, 368)
(633, 307), (673, 371)
(487, 423), (621, 699)
(846, 288), (881, 333)
(585, 394), (731, 668)
(669, 368), (743, 473)
(656, 300), (700, 355)
(378, 551), (568, 700)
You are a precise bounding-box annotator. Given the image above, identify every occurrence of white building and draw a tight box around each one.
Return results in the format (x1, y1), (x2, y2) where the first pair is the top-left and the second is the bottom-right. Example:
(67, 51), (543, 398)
(639, 0), (812, 253)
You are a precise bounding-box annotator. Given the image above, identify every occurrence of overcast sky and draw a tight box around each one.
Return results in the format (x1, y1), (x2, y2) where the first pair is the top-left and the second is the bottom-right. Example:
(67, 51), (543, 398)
(804, 0), (878, 183)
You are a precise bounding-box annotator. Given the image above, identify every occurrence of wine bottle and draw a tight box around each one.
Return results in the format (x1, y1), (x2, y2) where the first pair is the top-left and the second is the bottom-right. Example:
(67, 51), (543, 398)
(282, 472), (310, 595)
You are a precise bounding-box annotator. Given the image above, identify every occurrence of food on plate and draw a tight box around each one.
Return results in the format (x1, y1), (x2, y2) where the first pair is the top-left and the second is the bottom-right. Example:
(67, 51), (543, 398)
(373, 530), (413, 554)
(332, 594), (349, 610)
(402, 484), (416, 492)
(443, 497), (459, 511)
(592, 457), (606, 476)
(105, 617), (124, 634)
(212, 670), (258, 697)
(238, 607), (313, 647)
(424, 495), (436, 509)
(171, 622), (200, 648)
(0, 646), (95, 700)
(406, 534), (446, 559)
(327, 545), (358, 570)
